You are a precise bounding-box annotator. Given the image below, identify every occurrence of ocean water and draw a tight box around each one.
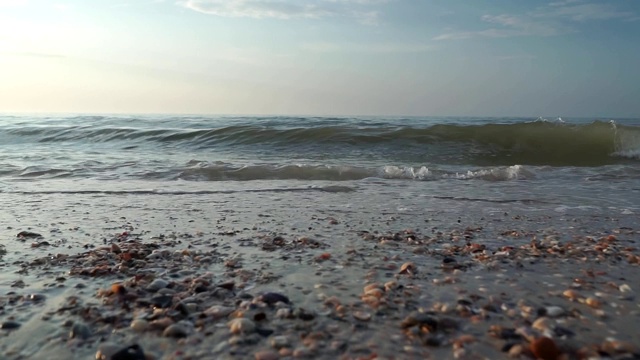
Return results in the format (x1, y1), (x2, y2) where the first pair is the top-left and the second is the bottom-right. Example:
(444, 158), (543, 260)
(0, 114), (639, 212)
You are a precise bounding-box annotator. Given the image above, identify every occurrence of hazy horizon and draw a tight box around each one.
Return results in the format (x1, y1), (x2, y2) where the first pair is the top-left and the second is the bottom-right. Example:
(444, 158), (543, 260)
(1, 0), (639, 117)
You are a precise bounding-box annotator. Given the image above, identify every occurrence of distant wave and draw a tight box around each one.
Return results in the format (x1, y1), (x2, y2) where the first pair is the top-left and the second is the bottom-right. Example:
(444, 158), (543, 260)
(1, 119), (639, 166)
(3, 162), (533, 182)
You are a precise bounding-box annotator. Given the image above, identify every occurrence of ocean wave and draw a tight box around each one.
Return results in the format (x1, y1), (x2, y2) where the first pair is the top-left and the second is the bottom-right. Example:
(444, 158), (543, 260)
(2, 161), (532, 182)
(1, 119), (639, 166)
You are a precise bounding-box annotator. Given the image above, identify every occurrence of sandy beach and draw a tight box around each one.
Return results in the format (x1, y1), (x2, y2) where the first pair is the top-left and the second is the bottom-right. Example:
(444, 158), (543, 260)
(1, 183), (639, 360)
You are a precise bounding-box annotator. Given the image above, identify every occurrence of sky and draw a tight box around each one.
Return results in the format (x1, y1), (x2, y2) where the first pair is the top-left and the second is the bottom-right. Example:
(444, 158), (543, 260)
(0, 0), (639, 117)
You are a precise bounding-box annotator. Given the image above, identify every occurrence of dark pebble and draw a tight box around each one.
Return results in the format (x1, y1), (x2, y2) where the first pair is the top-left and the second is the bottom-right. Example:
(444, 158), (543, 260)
(259, 292), (290, 305)
(499, 328), (523, 340)
(442, 257), (456, 264)
(401, 312), (438, 330)
(295, 308), (315, 321)
(17, 231), (43, 238)
(150, 295), (173, 308)
(253, 312), (267, 322)
(175, 302), (190, 316)
(554, 326), (575, 338)
(111, 344), (146, 360)
(501, 341), (521, 352)
(255, 327), (274, 337)
(28, 294), (46, 302)
(423, 336), (442, 347)
(1, 321), (21, 330)
(70, 322), (91, 340)
(217, 281), (235, 291)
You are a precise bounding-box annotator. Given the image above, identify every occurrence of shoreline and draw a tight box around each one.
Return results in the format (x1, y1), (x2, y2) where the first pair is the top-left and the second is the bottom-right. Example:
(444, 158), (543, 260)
(1, 190), (639, 360)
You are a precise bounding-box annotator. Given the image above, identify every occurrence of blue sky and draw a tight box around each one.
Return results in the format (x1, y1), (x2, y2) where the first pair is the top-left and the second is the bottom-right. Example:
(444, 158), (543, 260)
(0, 0), (638, 117)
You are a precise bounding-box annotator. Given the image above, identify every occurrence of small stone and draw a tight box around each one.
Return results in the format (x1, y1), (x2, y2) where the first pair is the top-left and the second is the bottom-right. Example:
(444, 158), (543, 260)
(401, 312), (438, 330)
(28, 294), (46, 302)
(95, 343), (121, 360)
(254, 350), (279, 360)
(1, 321), (21, 330)
(292, 347), (312, 358)
(530, 337), (561, 360)
(130, 319), (149, 332)
(204, 305), (234, 319)
(228, 318), (256, 334)
(532, 317), (553, 333)
(258, 292), (290, 305)
(110, 344), (146, 360)
(163, 323), (189, 338)
(150, 295), (173, 308)
(147, 279), (169, 292)
(270, 335), (290, 349)
(70, 322), (91, 340)
(545, 306), (565, 318)
(508, 344), (524, 357)
(17, 231), (43, 238)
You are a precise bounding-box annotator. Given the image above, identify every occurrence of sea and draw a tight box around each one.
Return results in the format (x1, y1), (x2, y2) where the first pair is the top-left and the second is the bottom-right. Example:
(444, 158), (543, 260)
(1, 114), (639, 242)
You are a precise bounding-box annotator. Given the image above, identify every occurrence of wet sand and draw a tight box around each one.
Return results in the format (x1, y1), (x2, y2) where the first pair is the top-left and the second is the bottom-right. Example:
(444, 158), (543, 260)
(1, 185), (639, 359)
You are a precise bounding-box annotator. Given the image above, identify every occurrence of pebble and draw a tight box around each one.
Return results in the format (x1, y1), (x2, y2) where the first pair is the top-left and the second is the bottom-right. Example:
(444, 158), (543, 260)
(163, 323), (190, 338)
(228, 318), (256, 334)
(95, 343), (121, 360)
(258, 292), (290, 305)
(530, 337), (561, 360)
(130, 319), (149, 332)
(545, 306), (565, 318)
(254, 350), (279, 360)
(270, 335), (290, 349)
(147, 279), (169, 291)
(70, 322), (91, 340)
(1, 321), (21, 330)
(110, 344), (146, 360)
(508, 344), (524, 357)
(204, 305), (235, 319)
(353, 311), (372, 321)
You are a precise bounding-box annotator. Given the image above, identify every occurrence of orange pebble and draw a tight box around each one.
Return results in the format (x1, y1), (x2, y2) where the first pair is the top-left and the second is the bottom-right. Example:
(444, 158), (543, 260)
(111, 283), (126, 295)
(530, 337), (561, 360)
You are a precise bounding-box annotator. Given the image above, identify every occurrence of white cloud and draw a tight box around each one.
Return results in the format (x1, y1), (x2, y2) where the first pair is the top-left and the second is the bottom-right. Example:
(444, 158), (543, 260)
(537, 2), (636, 22)
(178, 0), (389, 24)
(434, 0), (637, 41)
(301, 41), (431, 53)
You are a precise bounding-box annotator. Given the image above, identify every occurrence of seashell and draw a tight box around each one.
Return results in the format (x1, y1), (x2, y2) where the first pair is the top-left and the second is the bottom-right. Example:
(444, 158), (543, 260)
(363, 283), (381, 292)
(399, 262), (417, 275)
(364, 287), (384, 298)
(562, 289), (580, 301)
(584, 297), (601, 308)
(228, 318), (256, 334)
(352, 311), (371, 321)
(384, 281), (398, 291)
